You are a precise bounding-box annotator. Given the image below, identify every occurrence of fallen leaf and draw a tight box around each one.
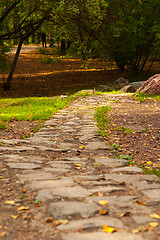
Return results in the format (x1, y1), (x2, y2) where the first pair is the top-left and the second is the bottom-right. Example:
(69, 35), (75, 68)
(46, 217), (54, 223)
(147, 161), (152, 165)
(0, 225), (2, 229)
(23, 215), (30, 220)
(17, 206), (29, 211)
(103, 225), (116, 233)
(75, 164), (82, 167)
(135, 199), (146, 205)
(99, 200), (108, 205)
(149, 222), (159, 228)
(98, 192), (104, 197)
(120, 211), (130, 217)
(79, 146), (85, 149)
(11, 214), (19, 219)
(99, 210), (108, 215)
(0, 176), (3, 179)
(5, 200), (15, 205)
(53, 219), (68, 226)
(0, 232), (7, 237)
(150, 213), (160, 219)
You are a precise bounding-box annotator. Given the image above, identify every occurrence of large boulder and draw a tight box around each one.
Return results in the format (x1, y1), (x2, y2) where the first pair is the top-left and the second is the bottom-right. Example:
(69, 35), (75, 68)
(136, 74), (160, 95)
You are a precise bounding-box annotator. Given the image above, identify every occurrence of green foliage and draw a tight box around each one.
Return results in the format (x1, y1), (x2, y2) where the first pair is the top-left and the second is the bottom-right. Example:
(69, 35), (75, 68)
(111, 143), (119, 150)
(94, 106), (111, 137)
(119, 154), (134, 161)
(115, 126), (134, 134)
(41, 57), (62, 64)
(0, 122), (7, 130)
(142, 167), (160, 178)
(0, 96), (73, 122)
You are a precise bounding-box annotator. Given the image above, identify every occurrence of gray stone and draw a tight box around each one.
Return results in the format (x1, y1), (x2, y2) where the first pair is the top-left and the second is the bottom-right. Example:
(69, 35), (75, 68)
(95, 157), (128, 168)
(61, 232), (144, 240)
(133, 181), (160, 190)
(89, 186), (126, 194)
(104, 174), (160, 185)
(110, 166), (142, 174)
(132, 215), (158, 224)
(36, 189), (54, 202)
(86, 195), (136, 205)
(143, 189), (160, 200)
(4, 154), (44, 163)
(52, 186), (89, 198)
(85, 142), (113, 151)
(95, 85), (111, 92)
(28, 178), (74, 190)
(57, 216), (124, 230)
(47, 201), (100, 219)
(114, 78), (129, 89)
(7, 162), (40, 169)
(49, 163), (71, 169)
(120, 85), (135, 93)
(43, 167), (70, 173)
(16, 171), (54, 182)
(129, 81), (145, 90)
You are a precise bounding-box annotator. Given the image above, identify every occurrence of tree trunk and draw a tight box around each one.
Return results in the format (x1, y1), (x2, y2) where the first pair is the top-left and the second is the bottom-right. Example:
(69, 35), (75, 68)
(2, 38), (23, 90)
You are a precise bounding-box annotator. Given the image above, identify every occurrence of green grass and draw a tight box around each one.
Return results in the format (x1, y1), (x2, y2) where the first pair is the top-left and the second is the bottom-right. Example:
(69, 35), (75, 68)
(140, 165), (160, 178)
(0, 122), (7, 129)
(0, 96), (74, 122)
(133, 92), (160, 102)
(115, 126), (134, 134)
(94, 106), (111, 137)
(41, 57), (62, 64)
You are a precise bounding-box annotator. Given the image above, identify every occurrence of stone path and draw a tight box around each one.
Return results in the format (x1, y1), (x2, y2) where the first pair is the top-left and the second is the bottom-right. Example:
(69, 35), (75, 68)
(0, 94), (160, 240)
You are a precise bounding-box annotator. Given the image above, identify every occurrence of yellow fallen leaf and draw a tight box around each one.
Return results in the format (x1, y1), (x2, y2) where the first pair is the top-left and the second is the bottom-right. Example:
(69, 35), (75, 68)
(0, 225), (2, 229)
(98, 192), (104, 197)
(135, 199), (146, 205)
(11, 214), (19, 219)
(103, 225), (115, 233)
(0, 176), (3, 179)
(133, 228), (140, 234)
(150, 213), (160, 219)
(75, 164), (82, 167)
(99, 200), (108, 205)
(99, 210), (108, 215)
(5, 200), (15, 205)
(149, 222), (159, 228)
(17, 206), (29, 211)
(79, 146), (85, 149)
(147, 161), (152, 165)
(53, 219), (68, 226)
(120, 211), (130, 218)
(0, 232), (7, 237)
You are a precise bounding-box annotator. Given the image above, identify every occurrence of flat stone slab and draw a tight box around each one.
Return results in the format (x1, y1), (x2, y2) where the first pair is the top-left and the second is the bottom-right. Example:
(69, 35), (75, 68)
(110, 166), (142, 174)
(4, 154), (44, 163)
(85, 142), (113, 150)
(61, 232), (144, 240)
(47, 201), (100, 219)
(28, 177), (74, 190)
(49, 163), (71, 169)
(89, 186), (126, 194)
(57, 216), (124, 231)
(36, 189), (54, 202)
(7, 162), (40, 169)
(52, 186), (89, 198)
(104, 174), (160, 185)
(16, 171), (54, 182)
(95, 157), (128, 168)
(143, 189), (160, 200)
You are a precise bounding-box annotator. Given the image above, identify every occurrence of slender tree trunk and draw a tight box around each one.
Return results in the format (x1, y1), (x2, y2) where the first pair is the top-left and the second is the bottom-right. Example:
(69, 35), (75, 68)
(2, 38), (23, 90)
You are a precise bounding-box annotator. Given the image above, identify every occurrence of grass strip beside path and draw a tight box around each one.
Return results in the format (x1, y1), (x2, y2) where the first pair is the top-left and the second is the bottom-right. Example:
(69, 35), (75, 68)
(0, 96), (74, 123)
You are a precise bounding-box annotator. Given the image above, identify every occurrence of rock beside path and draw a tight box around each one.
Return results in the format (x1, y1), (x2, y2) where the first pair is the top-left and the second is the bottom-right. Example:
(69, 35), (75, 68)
(136, 74), (160, 95)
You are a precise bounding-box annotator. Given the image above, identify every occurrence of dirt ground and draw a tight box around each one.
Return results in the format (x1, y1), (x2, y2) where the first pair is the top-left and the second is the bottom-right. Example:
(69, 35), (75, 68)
(0, 49), (160, 239)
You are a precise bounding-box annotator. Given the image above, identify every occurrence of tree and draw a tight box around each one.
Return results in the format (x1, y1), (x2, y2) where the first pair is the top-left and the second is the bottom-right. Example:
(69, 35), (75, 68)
(53, 0), (160, 72)
(0, 0), (56, 90)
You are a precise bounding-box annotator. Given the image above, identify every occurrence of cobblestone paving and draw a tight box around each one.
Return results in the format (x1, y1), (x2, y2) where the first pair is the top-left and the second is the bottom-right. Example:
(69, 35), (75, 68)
(0, 94), (160, 240)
